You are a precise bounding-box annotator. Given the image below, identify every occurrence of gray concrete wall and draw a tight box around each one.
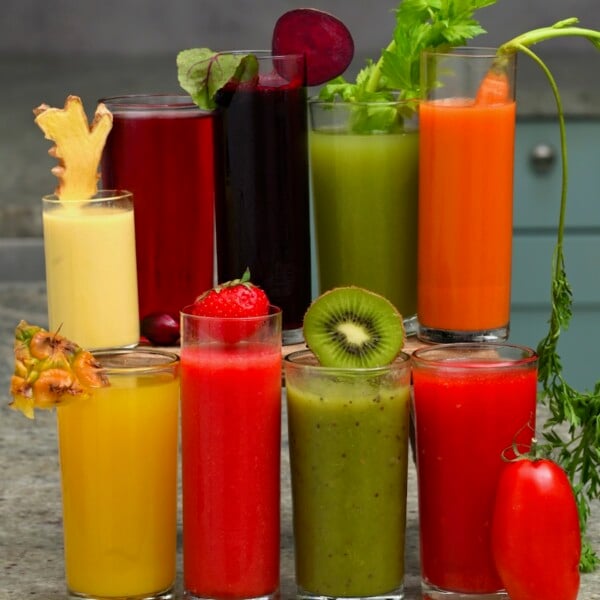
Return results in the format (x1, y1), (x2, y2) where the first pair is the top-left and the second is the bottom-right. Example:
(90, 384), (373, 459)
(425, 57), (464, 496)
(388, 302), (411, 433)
(2, 0), (599, 239)
(2, 0), (600, 56)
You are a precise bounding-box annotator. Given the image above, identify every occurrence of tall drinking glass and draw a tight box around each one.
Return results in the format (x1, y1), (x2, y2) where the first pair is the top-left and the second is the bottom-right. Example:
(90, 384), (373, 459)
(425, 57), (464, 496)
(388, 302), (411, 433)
(309, 99), (419, 333)
(411, 343), (538, 599)
(417, 48), (517, 343)
(180, 306), (282, 600)
(213, 51), (311, 344)
(57, 348), (180, 600)
(42, 190), (139, 349)
(101, 95), (217, 321)
(285, 350), (411, 600)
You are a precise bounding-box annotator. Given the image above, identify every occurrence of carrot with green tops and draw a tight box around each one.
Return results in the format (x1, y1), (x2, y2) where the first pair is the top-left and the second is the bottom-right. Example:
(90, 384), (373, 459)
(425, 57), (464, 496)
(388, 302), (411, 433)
(475, 66), (511, 105)
(489, 17), (600, 572)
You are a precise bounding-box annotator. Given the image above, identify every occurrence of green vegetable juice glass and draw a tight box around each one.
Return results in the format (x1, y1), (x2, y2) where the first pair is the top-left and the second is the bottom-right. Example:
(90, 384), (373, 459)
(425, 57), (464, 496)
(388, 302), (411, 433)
(309, 99), (419, 333)
(284, 349), (411, 600)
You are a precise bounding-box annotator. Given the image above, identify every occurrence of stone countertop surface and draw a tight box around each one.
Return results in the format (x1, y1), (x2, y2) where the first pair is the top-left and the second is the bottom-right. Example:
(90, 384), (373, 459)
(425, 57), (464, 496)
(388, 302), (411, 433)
(0, 281), (599, 599)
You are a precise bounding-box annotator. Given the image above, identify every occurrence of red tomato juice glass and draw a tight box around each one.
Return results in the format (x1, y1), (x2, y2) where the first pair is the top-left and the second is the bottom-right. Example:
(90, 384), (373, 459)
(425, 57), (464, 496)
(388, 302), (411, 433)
(411, 342), (538, 599)
(179, 306), (282, 600)
(101, 95), (218, 322)
(417, 48), (517, 344)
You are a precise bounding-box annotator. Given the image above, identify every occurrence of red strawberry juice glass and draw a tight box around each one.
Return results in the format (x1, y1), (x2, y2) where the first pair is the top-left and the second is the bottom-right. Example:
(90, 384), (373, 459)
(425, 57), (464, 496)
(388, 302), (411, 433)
(179, 305), (282, 600)
(213, 52), (311, 344)
(411, 342), (538, 599)
(100, 95), (218, 322)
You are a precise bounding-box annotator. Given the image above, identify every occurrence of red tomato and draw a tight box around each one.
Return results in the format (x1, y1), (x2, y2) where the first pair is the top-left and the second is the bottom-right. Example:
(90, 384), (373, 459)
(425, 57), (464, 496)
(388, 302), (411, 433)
(491, 458), (581, 600)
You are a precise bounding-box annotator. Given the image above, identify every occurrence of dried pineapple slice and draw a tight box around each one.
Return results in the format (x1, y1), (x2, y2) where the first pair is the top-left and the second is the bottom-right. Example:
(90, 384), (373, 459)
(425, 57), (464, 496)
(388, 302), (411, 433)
(33, 95), (113, 200)
(9, 320), (109, 419)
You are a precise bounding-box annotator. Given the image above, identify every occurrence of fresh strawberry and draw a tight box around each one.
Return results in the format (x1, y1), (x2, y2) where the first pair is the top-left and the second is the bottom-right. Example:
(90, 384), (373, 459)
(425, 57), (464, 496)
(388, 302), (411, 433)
(189, 269), (270, 342)
(191, 269), (269, 317)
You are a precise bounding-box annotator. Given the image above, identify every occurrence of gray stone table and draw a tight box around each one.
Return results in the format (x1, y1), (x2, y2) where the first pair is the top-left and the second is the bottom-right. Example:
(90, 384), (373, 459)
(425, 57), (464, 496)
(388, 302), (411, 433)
(0, 282), (598, 599)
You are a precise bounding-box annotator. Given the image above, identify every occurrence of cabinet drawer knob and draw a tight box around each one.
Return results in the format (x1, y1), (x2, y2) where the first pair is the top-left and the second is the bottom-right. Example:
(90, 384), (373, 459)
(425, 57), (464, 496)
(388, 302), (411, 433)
(529, 143), (556, 173)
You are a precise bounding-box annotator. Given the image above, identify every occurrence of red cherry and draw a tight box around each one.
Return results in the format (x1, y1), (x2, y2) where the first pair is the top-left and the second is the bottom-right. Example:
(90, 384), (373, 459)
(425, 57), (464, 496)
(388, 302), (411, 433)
(140, 312), (180, 346)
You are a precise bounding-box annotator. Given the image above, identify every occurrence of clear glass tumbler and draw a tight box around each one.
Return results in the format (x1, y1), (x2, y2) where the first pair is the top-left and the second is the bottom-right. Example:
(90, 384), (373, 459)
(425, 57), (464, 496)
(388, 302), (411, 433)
(180, 305), (282, 600)
(212, 51), (311, 344)
(417, 48), (517, 343)
(57, 348), (180, 600)
(101, 95), (217, 321)
(42, 190), (139, 349)
(285, 349), (411, 600)
(411, 342), (538, 599)
(309, 97), (419, 334)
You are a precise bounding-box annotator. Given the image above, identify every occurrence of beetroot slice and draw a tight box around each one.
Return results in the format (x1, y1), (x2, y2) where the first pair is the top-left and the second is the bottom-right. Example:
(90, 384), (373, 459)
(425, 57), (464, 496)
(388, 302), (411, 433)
(272, 8), (354, 86)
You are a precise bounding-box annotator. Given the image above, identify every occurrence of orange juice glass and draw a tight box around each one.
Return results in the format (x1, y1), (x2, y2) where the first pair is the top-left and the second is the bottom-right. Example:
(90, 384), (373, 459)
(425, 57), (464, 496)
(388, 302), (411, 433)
(57, 348), (180, 600)
(417, 48), (517, 343)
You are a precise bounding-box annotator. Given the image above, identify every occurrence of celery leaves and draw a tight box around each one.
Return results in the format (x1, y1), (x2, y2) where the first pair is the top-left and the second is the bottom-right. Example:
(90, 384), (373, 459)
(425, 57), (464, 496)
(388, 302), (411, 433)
(319, 0), (497, 105)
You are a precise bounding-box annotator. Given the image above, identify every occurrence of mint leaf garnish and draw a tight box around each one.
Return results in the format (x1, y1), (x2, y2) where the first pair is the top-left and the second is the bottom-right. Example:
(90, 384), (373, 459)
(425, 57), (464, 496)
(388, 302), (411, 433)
(177, 48), (259, 109)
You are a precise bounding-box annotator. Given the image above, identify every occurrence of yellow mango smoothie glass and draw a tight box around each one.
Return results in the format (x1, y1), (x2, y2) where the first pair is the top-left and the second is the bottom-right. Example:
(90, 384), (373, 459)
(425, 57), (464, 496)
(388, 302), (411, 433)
(42, 190), (139, 349)
(57, 348), (180, 600)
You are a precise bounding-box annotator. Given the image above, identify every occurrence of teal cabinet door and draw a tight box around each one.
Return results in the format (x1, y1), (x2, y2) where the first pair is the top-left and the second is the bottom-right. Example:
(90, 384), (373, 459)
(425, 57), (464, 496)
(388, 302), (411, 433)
(511, 119), (600, 390)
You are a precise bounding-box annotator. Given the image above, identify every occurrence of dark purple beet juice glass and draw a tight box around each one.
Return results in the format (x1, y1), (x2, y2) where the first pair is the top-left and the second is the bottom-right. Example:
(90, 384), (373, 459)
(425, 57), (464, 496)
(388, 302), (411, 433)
(100, 95), (218, 322)
(214, 52), (311, 343)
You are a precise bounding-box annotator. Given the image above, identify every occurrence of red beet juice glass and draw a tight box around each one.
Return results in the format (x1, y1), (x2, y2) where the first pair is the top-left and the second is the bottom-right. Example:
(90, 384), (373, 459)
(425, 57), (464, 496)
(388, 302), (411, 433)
(100, 95), (218, 322)
(179, 305), (282, 600)
(213, 51), (311, 344)
(411, 343), (538, 600)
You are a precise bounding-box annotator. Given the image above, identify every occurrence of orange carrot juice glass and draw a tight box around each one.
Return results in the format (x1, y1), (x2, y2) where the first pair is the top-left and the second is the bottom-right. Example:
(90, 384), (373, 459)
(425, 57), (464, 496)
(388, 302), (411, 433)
(417, 48), (517, 343)
(57, 348), (180, 600)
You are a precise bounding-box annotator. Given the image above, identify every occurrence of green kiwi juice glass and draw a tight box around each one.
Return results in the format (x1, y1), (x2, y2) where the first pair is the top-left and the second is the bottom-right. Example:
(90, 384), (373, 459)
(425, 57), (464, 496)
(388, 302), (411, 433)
(309, 99), (419, 333)
(284, 349), (411, 600)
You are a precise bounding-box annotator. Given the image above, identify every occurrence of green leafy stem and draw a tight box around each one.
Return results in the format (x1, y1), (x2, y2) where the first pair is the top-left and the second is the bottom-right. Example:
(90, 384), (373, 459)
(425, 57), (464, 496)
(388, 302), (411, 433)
(497, 18), (600, 572)
(318, 0), (496, 132)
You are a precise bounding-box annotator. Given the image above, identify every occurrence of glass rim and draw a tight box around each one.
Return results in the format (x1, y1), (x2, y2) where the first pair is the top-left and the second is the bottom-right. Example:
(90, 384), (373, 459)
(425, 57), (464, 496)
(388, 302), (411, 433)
(422, 46), (504, 59)
(100, 94), (207, 111)
(284, 348), (411, 374)
(91, 347), (180, 375)
(412, 342), (538, 369)
(308, 95), (419, 110)
(42, 189), (132, 203)
(180, 304), (282, 322)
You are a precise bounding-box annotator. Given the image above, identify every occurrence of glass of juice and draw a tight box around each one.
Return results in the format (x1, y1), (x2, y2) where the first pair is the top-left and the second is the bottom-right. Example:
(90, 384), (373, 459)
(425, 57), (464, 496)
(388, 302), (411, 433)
(411, 342), (538, 599)
(42, 190), (139, 349)
(213, 51), (311, 344)
(180, 305), (282, 600)
(309, 98), (419, 334)
(417, 48), (517, 343)
(100, 95), (217, 321)
(57, 347), (180, 600)
(284, 349), (412, 600)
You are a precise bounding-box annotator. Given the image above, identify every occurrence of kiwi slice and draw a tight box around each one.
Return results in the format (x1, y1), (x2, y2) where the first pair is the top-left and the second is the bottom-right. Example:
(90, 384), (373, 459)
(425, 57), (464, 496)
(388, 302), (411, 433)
(303, 286), (404, 368)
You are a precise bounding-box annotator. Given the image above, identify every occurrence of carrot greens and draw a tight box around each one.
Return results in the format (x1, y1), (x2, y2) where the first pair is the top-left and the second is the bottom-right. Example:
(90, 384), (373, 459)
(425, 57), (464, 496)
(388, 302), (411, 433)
(494, 18), (600, 572)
